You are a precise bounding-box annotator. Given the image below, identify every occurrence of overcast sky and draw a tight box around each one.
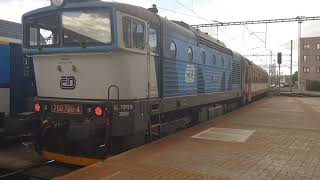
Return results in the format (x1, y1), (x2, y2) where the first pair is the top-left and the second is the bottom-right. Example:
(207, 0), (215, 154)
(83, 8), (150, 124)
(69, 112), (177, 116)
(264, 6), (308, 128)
(2, 0), (320, 74)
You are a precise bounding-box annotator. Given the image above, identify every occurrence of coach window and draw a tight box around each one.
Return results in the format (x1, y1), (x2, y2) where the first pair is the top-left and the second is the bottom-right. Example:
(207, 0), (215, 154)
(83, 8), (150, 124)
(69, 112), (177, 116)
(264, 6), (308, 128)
(169, 41), (176, 58)
(187, 47), (193, 61)
(201, 51), (206, 64)
(123, 17), (145, 49)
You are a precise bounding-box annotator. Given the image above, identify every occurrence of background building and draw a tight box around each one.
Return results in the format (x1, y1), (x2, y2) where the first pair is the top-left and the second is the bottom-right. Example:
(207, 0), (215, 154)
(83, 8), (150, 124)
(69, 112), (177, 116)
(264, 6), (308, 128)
(0, 19), (22, 43)
(300, 36), (320, 91)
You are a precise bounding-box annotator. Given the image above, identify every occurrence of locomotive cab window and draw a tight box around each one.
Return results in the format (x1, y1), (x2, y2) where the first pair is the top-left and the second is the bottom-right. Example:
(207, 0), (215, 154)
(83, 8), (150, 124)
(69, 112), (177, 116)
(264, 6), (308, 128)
(29, 27), (38, 46)
(40, 28), (56, 46)
(187, 47), (193, 61)
(62, 10), (112, 46)
(123, 17), (145, 49)
(148, 27), (158, 53)
(24, 9), (113, 48)
(25, 13), (59, 47)
(169, 41), (177, 58)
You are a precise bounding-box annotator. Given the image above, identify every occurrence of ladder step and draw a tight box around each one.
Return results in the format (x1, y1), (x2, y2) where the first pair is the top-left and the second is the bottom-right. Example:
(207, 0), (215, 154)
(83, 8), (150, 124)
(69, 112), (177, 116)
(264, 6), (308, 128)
(151, 124), (161, 128)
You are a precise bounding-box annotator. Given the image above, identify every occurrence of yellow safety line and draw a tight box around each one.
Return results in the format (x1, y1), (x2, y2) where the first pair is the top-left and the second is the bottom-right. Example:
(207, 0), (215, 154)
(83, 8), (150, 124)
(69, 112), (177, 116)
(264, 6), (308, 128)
(42, 150), (103, 166)
(0, 40), (9, 45)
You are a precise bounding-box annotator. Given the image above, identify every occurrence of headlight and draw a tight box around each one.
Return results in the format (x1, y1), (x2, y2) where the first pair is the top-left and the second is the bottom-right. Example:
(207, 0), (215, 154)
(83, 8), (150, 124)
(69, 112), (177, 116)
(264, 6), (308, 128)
(51, 0), (64, 7)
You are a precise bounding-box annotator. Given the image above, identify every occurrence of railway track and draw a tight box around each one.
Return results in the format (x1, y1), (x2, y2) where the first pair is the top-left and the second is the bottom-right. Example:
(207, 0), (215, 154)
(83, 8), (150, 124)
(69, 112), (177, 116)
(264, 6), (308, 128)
(0, 161), (80, 180)
(0, 143), (80, 180)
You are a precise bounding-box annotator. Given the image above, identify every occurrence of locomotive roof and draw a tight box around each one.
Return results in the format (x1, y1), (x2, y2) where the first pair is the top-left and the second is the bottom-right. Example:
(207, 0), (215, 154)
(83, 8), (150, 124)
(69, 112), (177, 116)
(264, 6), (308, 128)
(23, 1), (267, 74)
(23, 1), (226, 48)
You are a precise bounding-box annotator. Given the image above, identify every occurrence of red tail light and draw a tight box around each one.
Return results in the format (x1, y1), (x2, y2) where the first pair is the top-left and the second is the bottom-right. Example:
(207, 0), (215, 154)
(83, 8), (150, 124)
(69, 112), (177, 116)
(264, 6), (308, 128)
(94, 106), (103, 117)
(34, 103), (41, 112)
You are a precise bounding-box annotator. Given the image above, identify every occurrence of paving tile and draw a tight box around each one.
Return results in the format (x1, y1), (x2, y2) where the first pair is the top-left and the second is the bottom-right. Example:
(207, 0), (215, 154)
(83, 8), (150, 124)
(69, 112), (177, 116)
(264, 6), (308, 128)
(55, 97), (320, 180)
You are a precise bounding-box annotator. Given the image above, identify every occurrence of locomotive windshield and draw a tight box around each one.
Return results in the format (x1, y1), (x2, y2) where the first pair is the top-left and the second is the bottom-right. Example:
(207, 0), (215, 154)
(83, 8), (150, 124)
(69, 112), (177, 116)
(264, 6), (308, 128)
(24, 9), (112, 48)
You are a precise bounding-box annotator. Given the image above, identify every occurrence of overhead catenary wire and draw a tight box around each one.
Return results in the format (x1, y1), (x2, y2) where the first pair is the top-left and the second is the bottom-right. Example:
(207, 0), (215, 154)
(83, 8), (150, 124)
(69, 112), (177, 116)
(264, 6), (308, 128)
(175, 0), (221, 24)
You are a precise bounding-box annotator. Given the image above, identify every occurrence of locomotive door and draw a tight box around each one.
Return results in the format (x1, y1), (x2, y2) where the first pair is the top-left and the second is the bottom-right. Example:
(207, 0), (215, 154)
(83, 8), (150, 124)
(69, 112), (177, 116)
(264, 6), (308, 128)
(147, 24), (160, 98)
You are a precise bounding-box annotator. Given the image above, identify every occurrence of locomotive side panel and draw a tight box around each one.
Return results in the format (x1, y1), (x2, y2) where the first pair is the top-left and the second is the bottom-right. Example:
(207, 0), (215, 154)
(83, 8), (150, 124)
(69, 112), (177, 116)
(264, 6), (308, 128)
(161, 20), (241, 98)
(161, 20), (198, 97)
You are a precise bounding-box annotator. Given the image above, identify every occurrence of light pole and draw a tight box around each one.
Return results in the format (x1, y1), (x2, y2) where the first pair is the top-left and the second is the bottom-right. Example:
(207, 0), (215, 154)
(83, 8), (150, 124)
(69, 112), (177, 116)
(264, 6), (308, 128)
(297, 16), (306, 91)
(290, 40), (293, 93)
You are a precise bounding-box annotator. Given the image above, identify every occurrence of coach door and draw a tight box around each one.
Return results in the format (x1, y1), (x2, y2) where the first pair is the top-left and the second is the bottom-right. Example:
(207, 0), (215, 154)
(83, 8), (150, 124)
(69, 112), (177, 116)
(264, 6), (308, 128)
(147, 24), (160, 98)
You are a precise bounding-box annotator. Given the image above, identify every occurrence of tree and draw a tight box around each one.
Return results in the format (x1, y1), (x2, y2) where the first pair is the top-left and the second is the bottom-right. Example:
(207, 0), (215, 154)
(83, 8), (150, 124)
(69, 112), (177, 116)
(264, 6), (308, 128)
(292, 71), (298, 83)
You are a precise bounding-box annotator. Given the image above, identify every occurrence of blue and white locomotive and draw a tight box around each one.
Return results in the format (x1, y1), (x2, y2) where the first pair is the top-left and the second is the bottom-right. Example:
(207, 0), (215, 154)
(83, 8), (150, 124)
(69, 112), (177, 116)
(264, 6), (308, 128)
(22, 0), (268, 165)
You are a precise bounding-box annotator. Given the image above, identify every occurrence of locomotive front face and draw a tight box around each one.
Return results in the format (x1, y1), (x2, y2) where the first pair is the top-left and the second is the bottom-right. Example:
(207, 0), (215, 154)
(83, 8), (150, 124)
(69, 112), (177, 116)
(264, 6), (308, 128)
(23, 6), (157, 100)
(22, 2), (159, 165)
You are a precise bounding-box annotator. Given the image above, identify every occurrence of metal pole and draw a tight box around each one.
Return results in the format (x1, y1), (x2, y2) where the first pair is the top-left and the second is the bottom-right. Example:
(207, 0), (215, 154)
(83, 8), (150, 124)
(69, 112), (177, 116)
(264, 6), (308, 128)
(298, 21), (302, 91)
(216, 26), (219, 40)
(290, 40), (293, 93)
(279, 64), (281, 94)
(265, 23), (268, 48)
(270, 51), (272, 84)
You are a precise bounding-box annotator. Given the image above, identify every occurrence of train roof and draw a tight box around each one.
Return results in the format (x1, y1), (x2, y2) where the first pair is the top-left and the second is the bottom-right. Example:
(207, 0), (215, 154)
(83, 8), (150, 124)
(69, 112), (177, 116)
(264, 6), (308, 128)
(0, 19), (22, 41)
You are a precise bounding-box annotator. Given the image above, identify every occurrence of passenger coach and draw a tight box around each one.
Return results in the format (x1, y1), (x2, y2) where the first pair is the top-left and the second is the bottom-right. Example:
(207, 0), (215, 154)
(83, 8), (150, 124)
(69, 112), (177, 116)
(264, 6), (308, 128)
(22, 0), (268, 165)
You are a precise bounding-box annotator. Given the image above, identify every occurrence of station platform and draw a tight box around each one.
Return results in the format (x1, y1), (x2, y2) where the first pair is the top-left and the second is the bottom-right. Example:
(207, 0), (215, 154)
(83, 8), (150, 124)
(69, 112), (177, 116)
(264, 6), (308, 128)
(280, 90), (320, 97)
(55, 96), (320, 180)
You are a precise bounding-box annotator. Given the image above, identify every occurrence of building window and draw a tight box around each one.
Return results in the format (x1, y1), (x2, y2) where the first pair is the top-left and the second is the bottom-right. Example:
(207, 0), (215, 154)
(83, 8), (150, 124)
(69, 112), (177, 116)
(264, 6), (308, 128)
(304, 44), (310, 49)
(317, 55), (320, 61)
(212, 54), (216, 65)
(317, 44), (320, 49)
(187, 47), (193, 61)
(303, 67), (310, 73)
(303, 55), (307, 62)
(169, 41), (176, 58)
(201, 51), (206, 64)
(316, 67), (320, 73)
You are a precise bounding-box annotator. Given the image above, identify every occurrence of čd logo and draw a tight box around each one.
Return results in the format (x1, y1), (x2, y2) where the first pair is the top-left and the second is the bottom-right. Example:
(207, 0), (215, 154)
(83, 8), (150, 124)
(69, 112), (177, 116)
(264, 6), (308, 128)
(60, 76), (76, 90)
